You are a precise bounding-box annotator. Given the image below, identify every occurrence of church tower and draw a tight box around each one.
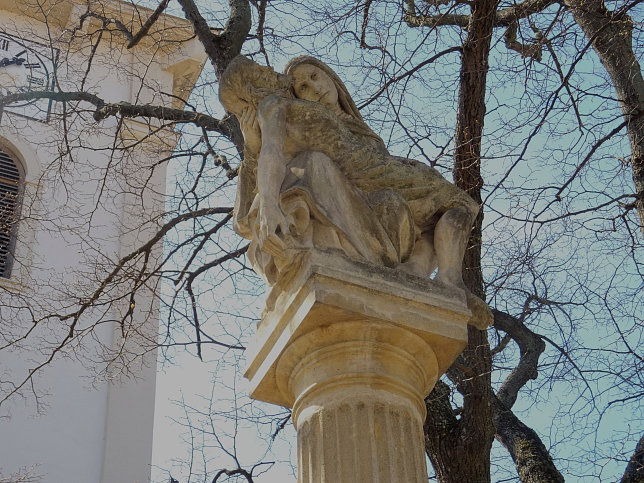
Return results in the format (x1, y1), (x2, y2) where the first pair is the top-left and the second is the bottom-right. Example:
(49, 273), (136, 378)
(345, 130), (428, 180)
(0, 0), (205, 481)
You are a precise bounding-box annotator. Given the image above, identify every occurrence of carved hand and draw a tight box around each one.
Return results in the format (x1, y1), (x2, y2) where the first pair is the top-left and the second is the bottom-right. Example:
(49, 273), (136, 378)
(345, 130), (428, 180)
(258, 198), (291, 256)
(239, 106), (262, 155)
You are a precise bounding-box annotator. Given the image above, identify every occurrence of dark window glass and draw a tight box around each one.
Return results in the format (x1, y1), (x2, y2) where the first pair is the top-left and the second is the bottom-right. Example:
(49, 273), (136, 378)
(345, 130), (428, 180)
(0, 148), (22, 278)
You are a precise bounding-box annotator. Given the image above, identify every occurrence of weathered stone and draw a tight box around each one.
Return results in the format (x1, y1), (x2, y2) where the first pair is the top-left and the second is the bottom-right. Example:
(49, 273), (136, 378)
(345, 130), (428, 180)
(244, 251), (471, 482)
(218, 55), (492, 329)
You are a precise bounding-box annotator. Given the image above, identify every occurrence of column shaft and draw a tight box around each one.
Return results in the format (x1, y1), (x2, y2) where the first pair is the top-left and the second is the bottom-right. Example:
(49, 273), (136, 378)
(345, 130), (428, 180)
(296, 392), (427, 482)
(277, 321), (438, 483)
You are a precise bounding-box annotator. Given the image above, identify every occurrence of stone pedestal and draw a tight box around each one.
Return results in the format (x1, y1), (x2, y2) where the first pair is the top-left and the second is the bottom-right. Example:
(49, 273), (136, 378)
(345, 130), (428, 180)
(244, 250), (471, 482)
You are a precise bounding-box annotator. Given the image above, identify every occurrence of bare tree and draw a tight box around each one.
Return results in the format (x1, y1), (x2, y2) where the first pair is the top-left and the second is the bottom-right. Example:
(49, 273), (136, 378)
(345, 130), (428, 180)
(1, 0), (642, 481)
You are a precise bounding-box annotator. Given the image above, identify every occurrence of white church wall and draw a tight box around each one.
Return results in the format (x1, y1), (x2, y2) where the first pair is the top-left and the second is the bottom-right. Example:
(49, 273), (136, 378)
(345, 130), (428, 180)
(0, 1), (205, 481)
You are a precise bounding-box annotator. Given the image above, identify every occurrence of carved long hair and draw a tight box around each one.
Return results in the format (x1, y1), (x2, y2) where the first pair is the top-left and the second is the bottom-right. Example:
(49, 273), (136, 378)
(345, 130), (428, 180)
(219, 55), (293, 117)
(283, 56), (385, 146)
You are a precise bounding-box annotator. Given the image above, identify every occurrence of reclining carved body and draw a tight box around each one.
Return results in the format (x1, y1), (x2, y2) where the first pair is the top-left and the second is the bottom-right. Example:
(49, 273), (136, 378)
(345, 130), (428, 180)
(219, 55), (491, 328)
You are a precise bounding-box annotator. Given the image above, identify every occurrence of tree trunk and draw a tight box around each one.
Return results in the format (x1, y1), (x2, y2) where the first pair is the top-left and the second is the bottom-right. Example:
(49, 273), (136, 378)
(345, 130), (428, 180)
(566, 0), (644, 234)
(425, 331), (495, 482)
(423, 0), (497, 480)
(621, 434), (644, 483)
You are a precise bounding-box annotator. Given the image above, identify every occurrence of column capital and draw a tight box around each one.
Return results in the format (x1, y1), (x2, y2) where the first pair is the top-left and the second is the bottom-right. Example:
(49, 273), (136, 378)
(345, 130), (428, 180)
(244, 249), (471, 408)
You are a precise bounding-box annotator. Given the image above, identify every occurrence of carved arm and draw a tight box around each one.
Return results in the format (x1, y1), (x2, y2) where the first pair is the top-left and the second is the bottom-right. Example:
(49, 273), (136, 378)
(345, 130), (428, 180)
(254, 95), (292, 254)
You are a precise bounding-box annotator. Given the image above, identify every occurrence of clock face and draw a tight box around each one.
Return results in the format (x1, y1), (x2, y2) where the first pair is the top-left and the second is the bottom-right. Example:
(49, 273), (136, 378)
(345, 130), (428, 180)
(0, 31), (59, 122)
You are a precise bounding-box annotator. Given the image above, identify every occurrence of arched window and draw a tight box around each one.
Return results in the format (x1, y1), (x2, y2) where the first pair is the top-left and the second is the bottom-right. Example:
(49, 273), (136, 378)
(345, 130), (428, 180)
(0, 147), (22, 278)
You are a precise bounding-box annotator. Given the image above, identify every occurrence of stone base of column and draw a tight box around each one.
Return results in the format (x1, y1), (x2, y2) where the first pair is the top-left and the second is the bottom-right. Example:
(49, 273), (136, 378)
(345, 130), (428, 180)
(244, 250), (471, 482)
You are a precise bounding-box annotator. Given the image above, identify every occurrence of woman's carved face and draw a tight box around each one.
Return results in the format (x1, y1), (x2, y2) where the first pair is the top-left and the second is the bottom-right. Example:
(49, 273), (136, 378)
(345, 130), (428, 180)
(292, 64), (339, 111)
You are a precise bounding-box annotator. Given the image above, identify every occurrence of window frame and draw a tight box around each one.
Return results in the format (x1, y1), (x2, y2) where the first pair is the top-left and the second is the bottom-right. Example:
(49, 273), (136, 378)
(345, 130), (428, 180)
(0, 145), (24, 279)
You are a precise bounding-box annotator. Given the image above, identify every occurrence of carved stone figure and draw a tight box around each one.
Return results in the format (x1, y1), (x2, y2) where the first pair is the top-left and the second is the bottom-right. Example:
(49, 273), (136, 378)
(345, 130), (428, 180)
(219, 55), (491, 328)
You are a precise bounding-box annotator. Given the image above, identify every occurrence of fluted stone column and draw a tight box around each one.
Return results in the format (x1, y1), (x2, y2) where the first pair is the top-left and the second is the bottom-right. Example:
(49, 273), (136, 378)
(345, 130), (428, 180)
(244, 251), (471, 483)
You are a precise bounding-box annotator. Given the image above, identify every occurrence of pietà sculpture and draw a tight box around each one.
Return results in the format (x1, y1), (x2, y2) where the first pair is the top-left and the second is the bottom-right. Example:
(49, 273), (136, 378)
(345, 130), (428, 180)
(219, 55), (491, 328)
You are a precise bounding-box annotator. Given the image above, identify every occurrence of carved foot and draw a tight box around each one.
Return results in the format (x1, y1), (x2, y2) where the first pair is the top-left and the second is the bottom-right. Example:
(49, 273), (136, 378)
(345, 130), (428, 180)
(465, 291), (493, 330)
(399, 259), (431, 278)
(400, 233), (437, 277)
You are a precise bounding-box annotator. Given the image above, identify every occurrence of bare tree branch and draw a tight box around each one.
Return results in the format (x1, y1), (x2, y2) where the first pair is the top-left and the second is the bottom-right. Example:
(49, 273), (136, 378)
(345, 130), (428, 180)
(0, 90), (237, 137)
(176, 0), (251, 77)
(128, 0), (171, 49)
(404, 0), (557, 28)
(492, 309), (546, 408)
(358, 47), (462, 110)
(503, 21), (543, 61)
(493, 395), (565, 483)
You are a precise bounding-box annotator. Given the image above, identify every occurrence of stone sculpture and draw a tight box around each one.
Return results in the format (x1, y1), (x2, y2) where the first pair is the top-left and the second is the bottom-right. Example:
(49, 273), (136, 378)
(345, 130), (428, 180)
(219, 55), (491, 329)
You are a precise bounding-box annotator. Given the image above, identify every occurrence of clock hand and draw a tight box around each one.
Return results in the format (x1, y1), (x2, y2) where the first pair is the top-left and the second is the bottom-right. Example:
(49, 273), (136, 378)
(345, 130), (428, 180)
(10, 50), (27, 66)
(0, 58), (17, 68)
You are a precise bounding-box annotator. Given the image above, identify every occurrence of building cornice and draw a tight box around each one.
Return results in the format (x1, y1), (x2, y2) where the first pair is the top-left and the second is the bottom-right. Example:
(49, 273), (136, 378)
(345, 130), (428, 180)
(0, 0), (207, 111)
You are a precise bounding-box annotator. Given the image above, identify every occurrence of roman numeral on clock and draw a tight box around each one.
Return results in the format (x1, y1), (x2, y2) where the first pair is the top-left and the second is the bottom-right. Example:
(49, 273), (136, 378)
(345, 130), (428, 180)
(24, 63), (41, 69)
(27, 76), (45, 86)
(0, 39), (9, 51)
